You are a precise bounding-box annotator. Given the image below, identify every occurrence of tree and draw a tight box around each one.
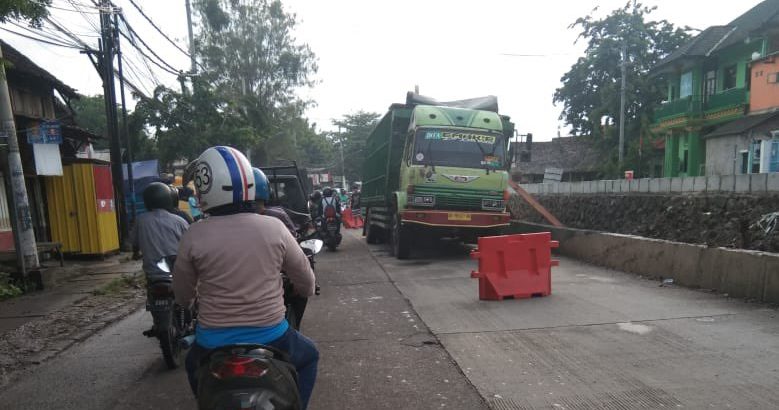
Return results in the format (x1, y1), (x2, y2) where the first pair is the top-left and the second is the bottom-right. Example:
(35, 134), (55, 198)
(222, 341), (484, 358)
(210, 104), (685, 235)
(553, 2), (690, 175)
(135, 0), (318, 167)
(195, 0), (317, 150)
(331, 111), (380, 182)
(0, 0), (50, 26)
(71, 94), (157, 161)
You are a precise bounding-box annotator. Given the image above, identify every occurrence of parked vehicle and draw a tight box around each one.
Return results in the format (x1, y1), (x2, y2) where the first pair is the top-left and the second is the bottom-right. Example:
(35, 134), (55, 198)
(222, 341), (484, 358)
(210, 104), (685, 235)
(143, 256), (193, 369)
(261, 162), (312, 237)
(361, 92), (515, 259)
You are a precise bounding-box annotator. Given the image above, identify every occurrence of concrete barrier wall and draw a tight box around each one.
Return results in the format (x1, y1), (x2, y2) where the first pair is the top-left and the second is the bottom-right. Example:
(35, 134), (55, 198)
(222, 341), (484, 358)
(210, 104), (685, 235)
(510, 221), (779, 304)
(520, 173), (779, 195)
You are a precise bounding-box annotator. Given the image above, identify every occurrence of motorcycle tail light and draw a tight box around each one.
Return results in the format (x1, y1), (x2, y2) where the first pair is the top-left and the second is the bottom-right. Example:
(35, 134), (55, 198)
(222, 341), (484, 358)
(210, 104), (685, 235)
(210, 356), (268, 380)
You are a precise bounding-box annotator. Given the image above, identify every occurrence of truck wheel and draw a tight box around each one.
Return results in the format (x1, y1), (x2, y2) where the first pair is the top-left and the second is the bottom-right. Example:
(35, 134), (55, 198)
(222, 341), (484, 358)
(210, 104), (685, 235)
(391, 212), (411, 259)
(366, 209), (380, 244)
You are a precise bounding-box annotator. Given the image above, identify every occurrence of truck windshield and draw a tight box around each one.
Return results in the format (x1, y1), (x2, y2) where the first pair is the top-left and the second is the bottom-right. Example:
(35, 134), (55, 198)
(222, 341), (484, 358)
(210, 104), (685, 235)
(412, 128), (505, 169)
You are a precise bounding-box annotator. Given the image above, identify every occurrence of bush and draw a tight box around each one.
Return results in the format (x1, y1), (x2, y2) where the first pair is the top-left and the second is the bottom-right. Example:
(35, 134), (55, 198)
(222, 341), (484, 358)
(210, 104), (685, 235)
(0, 271), (22, 300)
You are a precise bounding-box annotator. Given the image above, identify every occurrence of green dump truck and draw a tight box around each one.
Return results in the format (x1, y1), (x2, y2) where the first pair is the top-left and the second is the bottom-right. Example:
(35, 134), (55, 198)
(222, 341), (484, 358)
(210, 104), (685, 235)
(361, 92), (515, 259)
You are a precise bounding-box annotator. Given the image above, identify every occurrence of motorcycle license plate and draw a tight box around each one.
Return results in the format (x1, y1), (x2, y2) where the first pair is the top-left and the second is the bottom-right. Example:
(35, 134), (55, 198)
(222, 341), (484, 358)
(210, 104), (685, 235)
(147, 299), (172, 311)
(448, 212), (471, 221)
(327, 225), (338, 231)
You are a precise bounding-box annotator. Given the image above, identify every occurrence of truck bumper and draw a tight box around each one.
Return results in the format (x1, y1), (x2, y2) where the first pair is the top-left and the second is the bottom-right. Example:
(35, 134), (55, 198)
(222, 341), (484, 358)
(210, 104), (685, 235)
(401, 210), (510, 228)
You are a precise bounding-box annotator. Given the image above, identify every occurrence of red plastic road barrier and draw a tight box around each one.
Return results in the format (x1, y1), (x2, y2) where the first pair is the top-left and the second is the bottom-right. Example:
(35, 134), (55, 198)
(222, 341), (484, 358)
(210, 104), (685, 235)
(341, 208), (364, 229)
(470, 232), (559, 301)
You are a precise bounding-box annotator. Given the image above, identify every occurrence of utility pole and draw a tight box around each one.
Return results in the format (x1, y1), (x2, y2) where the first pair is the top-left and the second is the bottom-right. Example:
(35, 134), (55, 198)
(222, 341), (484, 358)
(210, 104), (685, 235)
(338, 126), (346, 188)
(99, 0), (129, 245)
(618, 43), (627, 164)
(0, 45), (39, 277)
(184, 0), (196, 74)
(115, 13), (135, 224)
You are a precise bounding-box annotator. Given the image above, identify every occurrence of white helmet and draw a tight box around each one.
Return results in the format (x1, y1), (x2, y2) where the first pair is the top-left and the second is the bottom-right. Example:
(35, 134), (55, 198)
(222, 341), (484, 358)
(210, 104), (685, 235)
(193, 146), (255, 212)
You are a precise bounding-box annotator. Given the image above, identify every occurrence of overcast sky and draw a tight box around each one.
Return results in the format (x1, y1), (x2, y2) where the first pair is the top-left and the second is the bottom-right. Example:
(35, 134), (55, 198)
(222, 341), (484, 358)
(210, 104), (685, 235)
(1, 0), (763, 141)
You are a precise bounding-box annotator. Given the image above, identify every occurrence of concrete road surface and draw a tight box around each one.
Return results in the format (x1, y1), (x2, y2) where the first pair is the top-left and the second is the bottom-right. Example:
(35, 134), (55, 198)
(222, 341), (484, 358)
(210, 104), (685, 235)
(1, 229), (778, 409)
(371, 236), (779, 409)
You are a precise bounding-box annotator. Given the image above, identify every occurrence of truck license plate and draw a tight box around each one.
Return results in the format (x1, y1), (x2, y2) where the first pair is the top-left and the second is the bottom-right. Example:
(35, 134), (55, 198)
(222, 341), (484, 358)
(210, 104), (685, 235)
(448, 212), (471, 221)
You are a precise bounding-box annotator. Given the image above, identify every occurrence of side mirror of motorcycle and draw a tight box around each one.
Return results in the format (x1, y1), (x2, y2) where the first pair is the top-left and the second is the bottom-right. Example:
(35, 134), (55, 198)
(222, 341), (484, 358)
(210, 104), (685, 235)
(300, 239), (324, 255)
(156, 257), (172, 273)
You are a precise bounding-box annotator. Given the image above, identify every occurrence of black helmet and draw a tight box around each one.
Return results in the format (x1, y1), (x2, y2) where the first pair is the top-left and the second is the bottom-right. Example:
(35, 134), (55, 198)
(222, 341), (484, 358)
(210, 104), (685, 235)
(310, 190), (322, 202)
(169, 185), (180, 209)
(323, 187), (334, 197)
(144, 182), (173, 210)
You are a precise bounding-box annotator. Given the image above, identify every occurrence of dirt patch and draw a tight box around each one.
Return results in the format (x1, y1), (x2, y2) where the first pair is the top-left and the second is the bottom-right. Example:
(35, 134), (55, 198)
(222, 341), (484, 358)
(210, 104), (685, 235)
(0, 274), (144, 387)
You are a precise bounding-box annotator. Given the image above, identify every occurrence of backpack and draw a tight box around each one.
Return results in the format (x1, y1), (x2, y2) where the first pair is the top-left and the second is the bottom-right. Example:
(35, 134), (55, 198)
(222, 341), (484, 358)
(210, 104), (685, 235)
(322, 197), (338, 218)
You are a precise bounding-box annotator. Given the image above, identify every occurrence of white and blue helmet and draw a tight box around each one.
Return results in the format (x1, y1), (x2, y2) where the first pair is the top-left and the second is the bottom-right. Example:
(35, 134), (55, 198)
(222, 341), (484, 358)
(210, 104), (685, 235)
(193, 146), (255, 212)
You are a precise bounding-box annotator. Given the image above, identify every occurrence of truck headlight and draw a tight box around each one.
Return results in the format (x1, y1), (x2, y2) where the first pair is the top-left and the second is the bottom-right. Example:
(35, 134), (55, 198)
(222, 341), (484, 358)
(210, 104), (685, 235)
(408, 195), (435, 207)
(481, 199), (505, 210)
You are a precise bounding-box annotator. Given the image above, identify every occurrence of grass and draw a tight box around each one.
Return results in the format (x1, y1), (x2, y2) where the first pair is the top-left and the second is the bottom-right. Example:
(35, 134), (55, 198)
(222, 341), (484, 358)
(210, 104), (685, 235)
(0, 271), (23, 300)
(92, 273), (145, 296)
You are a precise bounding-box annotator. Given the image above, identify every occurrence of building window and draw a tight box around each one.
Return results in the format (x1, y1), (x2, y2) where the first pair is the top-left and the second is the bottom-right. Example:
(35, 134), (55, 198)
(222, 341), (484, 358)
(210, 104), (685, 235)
(723, 65), (738, 90)
(680, 71), (693, 98)
(751, 141), (761, 173)
(740, 151), (749, 174)
(680, 149), (689, 173)
(703, 70), (716, 102)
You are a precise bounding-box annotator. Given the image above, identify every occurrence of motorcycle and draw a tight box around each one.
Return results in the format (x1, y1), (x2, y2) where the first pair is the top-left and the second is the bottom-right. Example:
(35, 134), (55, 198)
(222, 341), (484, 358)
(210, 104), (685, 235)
(192, 238), (323, 410)
(315, 215), (342, 252)
(143, 256), (194, 369)
(284, 238), (323, 330)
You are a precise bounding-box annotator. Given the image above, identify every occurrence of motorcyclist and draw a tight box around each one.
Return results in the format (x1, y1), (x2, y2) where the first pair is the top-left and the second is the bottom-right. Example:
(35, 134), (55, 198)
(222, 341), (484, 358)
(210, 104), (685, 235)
(253, 167), (297, 237)
(131, 182), (190, 335)
(253, 167), (311, 329)
(174, 147), (318, 409)
(168, 185), (194, 224)
(131, 182), (189, 272)
(318, 187), (341, 220)
(309, 190), (322, 218)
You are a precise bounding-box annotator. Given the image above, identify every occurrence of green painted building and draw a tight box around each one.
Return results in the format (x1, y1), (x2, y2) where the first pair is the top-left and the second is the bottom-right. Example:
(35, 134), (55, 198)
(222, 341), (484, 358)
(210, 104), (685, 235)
(651, 0), (778, 177)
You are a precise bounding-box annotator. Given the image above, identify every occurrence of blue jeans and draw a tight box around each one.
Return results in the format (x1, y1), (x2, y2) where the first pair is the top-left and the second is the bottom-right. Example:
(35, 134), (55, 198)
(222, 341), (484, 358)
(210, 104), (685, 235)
(185, 327), (319, 409)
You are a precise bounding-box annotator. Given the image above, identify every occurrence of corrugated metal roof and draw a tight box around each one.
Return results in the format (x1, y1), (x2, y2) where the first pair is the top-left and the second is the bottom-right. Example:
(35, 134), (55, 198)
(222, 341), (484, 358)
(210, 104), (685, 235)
(1, 40), (78, 99)
(514, 137), (603, 175)
(654, 0), (779, 72)
(704, 111), (779, 139)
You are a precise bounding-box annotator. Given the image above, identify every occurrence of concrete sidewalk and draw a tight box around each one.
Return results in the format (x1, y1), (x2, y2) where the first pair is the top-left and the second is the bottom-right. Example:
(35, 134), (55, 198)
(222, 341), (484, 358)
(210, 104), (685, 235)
(0, 255), (141, 333)
(0, 255), (144, 388)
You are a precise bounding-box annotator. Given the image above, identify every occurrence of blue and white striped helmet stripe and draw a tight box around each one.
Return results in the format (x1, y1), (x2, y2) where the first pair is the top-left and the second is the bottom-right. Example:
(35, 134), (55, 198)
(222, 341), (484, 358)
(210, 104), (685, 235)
(215, 146), (244, 204)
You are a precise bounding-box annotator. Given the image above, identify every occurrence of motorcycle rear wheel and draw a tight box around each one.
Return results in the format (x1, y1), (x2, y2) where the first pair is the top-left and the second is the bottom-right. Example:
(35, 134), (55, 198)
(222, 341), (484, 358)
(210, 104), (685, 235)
(158, 310), (181, 369)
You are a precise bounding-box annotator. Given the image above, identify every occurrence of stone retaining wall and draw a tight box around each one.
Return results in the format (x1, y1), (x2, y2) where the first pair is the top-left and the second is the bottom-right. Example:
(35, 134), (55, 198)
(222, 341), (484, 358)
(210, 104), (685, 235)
(508, 193), (779, 253)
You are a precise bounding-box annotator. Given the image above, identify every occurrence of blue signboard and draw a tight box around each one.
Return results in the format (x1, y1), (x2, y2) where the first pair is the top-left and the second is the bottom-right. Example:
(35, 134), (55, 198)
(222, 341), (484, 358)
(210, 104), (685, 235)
(26, 121), (62, 144)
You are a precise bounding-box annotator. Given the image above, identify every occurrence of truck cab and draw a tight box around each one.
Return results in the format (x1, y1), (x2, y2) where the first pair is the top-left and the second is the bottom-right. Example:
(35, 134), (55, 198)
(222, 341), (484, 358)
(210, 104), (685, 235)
(361, 93), (514, 259)
(397, 105), (511, 232)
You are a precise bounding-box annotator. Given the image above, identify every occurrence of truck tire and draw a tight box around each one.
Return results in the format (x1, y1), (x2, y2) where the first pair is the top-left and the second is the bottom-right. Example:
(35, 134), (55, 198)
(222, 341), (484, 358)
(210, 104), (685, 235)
(390, 212), (411, 259)
(366, 208), (381, 244)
